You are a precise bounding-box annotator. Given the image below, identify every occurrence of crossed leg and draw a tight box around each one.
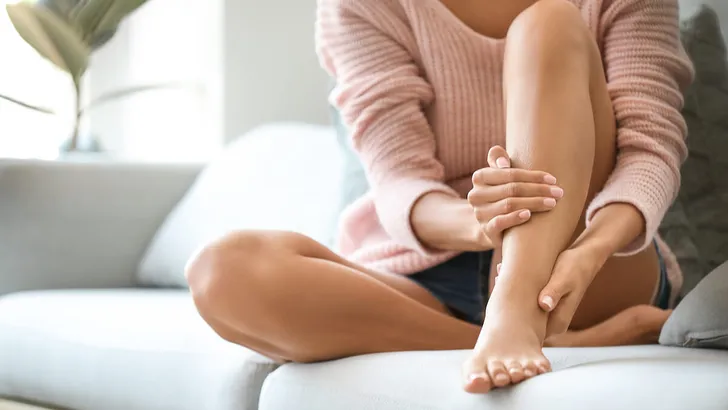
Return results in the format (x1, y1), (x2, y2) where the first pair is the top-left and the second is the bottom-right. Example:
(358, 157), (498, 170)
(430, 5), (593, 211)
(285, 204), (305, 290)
(461, 0), (664, 393)
(185, 0), (666, 391)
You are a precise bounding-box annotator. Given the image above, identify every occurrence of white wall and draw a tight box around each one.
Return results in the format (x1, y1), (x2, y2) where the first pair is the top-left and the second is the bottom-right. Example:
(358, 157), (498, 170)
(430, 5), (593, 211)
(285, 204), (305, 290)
(224, 0), (330, 142)
(87, 0), (330, 161)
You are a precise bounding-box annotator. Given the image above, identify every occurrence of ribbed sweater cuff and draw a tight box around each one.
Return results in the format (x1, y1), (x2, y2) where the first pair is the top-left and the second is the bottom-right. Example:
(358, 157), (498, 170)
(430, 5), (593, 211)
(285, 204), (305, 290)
(374, 178), (460, 255)
(586, 160), (674, 256)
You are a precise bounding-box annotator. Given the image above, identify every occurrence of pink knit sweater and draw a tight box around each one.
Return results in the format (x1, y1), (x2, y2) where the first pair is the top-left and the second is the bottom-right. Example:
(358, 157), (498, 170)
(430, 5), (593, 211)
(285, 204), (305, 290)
(316, 0), (694, 293)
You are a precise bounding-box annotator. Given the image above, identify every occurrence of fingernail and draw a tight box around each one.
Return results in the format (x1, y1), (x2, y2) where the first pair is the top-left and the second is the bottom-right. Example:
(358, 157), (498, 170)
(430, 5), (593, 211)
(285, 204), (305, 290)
(544, 198), (557, 208)
(518, 210), (531, 220)
(544, 174), (557, 184)
(496, 157), (510, 168)
(542, 296), (555, 311)
(550, 187), (564, 198)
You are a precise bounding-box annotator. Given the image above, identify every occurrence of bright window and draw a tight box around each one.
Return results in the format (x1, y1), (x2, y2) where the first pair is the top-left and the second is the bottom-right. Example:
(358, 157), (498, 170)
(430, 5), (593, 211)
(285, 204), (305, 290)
(0, 0), (224, 162)
(0, 0), (75, 159)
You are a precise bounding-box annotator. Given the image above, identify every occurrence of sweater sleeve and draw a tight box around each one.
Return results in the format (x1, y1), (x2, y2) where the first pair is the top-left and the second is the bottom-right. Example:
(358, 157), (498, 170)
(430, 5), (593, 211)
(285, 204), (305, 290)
(587, 0), (694, 255)
(315, 0), (459, 254)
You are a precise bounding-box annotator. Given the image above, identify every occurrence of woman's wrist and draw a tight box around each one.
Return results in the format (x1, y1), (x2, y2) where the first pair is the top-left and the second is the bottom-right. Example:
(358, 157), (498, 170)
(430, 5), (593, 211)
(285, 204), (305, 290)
(571, 202), (645, 261)
(410, 191), (491, 252)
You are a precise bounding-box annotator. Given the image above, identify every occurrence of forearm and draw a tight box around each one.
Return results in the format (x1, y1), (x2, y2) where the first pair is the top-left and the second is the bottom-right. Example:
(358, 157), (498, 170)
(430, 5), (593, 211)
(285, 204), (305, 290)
(571, 203), (645, 262)
(410, 192), (489, 252)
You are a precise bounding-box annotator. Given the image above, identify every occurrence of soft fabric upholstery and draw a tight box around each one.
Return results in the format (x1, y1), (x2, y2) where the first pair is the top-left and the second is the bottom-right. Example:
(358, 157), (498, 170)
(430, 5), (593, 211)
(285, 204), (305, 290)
(660, 260), (728, 349)
(0, 290), (276, 410)
(0, 160), (199, 295)
(0, 400), (54, 410)
(261, 347), (728, 410)
(660, 5), (728, 294)
(137, 123), (344, 287)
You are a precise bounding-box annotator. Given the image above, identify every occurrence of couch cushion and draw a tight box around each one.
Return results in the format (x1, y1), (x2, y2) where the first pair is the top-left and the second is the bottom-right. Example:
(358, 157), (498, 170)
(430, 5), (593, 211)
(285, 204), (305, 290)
(660, 260), (728, 349)
(137, 123), (344, 287)
(0, 290), (277, 410)
(260, 347), (728, 410)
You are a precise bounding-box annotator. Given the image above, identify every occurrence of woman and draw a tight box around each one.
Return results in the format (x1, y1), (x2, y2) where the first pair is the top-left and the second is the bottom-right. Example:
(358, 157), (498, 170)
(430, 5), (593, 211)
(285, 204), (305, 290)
(186, 0), (694, 394)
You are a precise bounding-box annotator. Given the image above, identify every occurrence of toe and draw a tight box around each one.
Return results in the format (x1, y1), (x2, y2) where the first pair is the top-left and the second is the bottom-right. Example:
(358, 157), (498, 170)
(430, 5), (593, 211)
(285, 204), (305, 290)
(463, 372), (492, 394)
(506, 360), (526, 383)
(534, 358), (552, 374)
(462, 356), (491, 394)
(487, 360), (511, 387)
(522, 361), (539, 379)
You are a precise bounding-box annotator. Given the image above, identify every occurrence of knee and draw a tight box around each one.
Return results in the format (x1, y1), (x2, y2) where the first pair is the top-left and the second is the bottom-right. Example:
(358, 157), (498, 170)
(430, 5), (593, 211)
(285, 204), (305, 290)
(185, 230), (299, 317)
(507, 0), (591, 57)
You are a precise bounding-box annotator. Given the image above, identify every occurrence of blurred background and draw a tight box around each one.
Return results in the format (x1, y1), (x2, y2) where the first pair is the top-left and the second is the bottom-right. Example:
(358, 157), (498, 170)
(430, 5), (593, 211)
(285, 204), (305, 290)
(0, 0), (329, 162)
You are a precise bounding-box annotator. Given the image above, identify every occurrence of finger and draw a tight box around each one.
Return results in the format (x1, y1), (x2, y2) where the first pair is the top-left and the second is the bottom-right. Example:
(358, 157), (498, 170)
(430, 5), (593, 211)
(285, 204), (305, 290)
(487, 145), (510, 169)
(538, 271), (571, 313)
(468, 183), (563, 205)
(473, 167), (557, 187)
(546, 294), (580, 337)
(487, 197), (557, 216)
(484, 210), (531, 241)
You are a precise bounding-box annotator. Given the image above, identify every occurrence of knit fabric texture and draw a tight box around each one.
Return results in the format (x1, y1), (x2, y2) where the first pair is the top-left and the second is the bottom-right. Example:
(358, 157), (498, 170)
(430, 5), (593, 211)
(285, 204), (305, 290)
(316, 0), (695, 283)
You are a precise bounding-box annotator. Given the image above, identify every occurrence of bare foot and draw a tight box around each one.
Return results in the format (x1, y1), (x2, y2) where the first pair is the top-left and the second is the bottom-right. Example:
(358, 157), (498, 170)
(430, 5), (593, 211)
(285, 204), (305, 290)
(462, 314), (551, 393)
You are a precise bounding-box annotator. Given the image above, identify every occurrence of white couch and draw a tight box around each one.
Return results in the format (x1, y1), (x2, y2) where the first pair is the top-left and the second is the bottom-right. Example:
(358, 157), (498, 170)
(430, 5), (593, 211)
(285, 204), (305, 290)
(1, 123), (728, 410)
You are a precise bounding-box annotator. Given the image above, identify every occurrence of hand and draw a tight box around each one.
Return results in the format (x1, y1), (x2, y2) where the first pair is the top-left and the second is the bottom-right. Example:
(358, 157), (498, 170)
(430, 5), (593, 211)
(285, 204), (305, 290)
(468, 146), (564, 247)
(536, 246), (607, 337)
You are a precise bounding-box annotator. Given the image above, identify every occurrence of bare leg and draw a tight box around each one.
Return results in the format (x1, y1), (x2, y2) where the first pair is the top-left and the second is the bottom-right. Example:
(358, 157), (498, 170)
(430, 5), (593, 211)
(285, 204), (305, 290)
(187, 0), (666, 377)
(463, 0), (660, 393)
(186, 230), (480, 362)
(545, 305), (672, 348)
(187, 229), (668, 365)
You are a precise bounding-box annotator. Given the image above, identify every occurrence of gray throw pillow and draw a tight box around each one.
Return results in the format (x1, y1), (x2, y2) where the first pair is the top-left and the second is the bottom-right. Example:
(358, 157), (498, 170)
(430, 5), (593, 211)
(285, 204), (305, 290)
(660, 260), (728, 349)
(659, 5), (728, 295)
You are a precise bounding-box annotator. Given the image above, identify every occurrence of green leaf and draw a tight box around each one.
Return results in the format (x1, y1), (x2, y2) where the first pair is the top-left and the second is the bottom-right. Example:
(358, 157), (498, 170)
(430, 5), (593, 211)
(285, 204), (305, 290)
(0, 93), (55, 114)
(7, 2), (90, 79)
(69, 0), (113, 46)
(70, 0), (147, 49)
(6, 3), (67, 73)
(37, 0), (80, 20)
(93, 0), (146, 37)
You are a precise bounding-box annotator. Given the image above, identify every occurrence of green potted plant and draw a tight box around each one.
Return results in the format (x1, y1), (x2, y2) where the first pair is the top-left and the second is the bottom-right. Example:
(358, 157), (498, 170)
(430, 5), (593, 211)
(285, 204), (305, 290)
(0, 0), (168, 152)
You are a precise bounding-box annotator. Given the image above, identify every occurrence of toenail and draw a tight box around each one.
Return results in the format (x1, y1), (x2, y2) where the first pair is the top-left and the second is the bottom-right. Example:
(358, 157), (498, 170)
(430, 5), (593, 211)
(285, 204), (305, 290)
(524, 369), (535, 377)
(468, 372), (487, 382)
(508, 367), (521, 374)
(495, 374), (509, 383)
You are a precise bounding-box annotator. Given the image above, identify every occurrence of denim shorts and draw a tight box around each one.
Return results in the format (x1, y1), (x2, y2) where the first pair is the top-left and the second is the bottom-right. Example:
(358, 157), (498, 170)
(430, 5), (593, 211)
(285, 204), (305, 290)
(409, 243), (671, 325)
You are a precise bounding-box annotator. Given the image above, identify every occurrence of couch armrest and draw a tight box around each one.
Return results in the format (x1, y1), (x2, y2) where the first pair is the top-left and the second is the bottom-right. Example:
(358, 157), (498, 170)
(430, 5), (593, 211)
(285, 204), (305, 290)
(0, 159), (201, 295)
